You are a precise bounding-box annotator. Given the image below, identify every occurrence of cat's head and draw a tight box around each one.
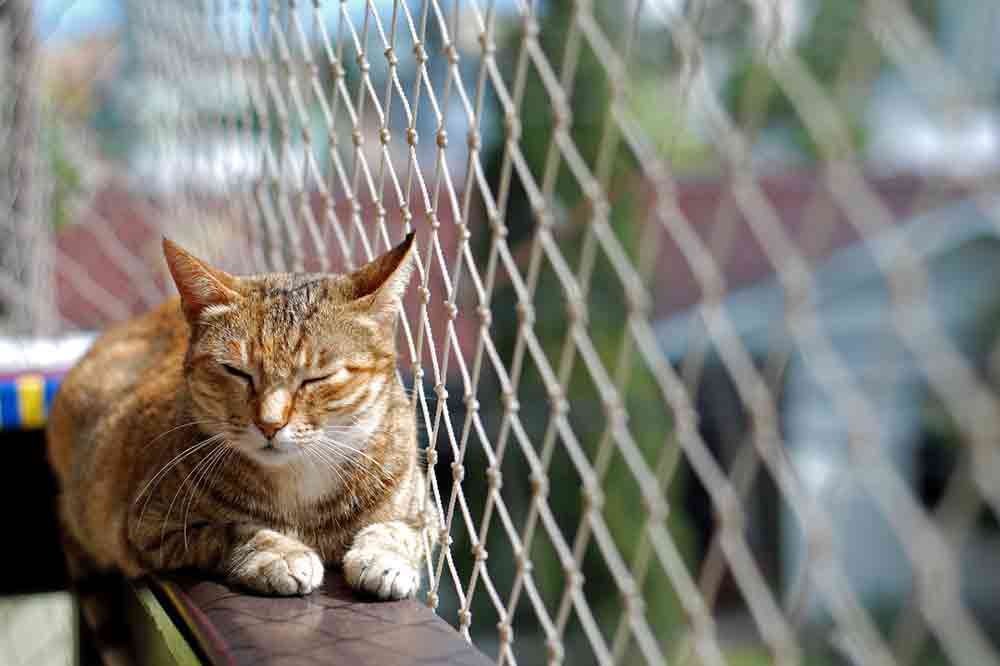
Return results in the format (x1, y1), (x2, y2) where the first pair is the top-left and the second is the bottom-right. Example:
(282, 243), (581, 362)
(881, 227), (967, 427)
(162, 235), (416, 466)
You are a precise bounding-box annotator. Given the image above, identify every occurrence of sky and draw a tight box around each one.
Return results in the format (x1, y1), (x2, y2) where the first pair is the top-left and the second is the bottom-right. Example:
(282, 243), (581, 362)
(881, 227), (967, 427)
(36, 0), (124, 44)
(34, 0), (522, 46)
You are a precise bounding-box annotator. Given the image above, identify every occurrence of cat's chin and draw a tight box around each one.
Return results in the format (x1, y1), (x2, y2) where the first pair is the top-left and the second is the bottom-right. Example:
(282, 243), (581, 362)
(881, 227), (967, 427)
(244, 443), (303, 467)
(230, 429), (306, 467)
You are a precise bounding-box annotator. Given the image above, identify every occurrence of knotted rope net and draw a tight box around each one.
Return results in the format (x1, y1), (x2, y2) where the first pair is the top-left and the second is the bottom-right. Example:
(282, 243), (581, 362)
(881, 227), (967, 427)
(4, 1), (1000, 664)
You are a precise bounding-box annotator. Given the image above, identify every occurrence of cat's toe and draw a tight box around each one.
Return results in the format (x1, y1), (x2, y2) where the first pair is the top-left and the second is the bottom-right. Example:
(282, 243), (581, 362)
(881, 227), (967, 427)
(272, 548), (324, 595)
(233, 547), (324, 596)
(343, 548), (419, 600)
(292, 549), (325, 592)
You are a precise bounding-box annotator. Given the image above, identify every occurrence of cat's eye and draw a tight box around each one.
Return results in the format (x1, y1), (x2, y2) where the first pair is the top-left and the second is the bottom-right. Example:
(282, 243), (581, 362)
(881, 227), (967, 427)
(302, 367), (351, 387)
(221, 364), (253, 386)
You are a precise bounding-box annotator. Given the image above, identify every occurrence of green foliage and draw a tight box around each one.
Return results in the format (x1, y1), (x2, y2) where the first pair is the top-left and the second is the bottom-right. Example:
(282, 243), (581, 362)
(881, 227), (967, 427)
(42, 115), (83, 231)
(722, 0), (938, 159)
(628, 78), (717, 171)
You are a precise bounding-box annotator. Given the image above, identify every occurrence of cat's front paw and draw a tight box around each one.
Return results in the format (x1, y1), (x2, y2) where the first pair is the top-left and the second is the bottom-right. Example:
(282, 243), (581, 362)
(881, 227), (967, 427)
(229, 529), (324, 596)
(343, 547), (420, 600)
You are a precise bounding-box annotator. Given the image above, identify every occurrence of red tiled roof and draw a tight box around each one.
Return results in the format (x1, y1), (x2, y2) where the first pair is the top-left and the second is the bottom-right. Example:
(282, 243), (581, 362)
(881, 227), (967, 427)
(53, 171), (969, 377)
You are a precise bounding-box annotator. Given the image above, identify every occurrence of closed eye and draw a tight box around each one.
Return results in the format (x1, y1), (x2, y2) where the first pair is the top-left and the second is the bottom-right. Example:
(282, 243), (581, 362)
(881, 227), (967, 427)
(302, 367), (351, 387)
(221, 364), (253, 386)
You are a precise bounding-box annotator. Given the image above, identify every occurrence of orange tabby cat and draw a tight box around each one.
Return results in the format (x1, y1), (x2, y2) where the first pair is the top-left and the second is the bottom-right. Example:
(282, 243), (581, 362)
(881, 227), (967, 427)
(47, 233), (431, 599)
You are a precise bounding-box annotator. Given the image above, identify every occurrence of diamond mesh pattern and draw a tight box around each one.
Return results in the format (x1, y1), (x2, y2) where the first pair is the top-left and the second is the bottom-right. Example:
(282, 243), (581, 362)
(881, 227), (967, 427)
(0, 0), (55, 335)
(5, 1), (1000, 665)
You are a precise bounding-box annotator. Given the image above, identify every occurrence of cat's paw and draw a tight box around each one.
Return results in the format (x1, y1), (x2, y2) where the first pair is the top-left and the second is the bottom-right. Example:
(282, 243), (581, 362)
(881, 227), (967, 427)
(229, 529), (324, 596)
(342, 547), (420, 600)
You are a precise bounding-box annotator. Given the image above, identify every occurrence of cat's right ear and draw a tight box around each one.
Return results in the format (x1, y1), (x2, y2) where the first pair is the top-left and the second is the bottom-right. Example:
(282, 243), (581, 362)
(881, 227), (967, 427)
(345, 232), (416, 323)
(162, 238), (241, 323)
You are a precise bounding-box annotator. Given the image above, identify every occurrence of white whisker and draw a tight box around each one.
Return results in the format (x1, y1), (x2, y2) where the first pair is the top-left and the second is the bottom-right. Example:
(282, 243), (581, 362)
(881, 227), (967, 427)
(135, 432), (228, 533)
(301, 442), (350, 489)
(182, 440), (235, 550)
(146, 419), (225, 448)
(134, 431), (226, 505)
(156, 439), (228, 563)
(312, 436), (392, 484)
(322, 439), (387, 472)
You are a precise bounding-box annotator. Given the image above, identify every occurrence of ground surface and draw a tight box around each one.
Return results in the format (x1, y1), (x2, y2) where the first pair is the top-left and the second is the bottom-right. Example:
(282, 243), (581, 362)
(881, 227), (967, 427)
(0, 592), (74, 666)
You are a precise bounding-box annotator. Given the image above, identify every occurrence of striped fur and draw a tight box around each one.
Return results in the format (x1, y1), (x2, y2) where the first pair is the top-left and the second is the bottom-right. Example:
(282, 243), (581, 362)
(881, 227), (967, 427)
(47, 233), (432, 599)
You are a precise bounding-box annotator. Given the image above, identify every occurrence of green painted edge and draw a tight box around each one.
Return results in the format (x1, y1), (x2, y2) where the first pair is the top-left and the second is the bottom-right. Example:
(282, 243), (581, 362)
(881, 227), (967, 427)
(126, 582), (202, 666)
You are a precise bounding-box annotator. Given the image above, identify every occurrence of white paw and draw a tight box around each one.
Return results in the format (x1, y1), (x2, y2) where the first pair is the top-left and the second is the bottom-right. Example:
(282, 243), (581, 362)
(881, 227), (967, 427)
(343, 547), (420, 600)
(230, 533), (324, 596)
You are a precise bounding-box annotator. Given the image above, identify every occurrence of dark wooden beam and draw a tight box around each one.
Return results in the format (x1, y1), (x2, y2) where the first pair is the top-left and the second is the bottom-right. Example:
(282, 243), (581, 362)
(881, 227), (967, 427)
(148, 574), (492, 666)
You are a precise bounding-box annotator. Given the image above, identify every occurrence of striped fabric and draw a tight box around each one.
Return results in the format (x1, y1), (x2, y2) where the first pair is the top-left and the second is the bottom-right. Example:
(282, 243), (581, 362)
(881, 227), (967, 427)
(0, 373), (63, 430)
(0, 334), (95, 431)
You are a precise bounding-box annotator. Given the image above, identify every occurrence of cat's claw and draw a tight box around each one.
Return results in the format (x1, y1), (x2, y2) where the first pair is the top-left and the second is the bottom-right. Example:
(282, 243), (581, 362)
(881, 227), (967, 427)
(231, 540), (324, 596)
(343, 547), (419, 600)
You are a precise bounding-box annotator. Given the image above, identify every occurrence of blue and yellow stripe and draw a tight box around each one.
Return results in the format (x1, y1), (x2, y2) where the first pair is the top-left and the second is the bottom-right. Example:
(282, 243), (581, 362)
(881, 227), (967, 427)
(0, 374), (62, 430)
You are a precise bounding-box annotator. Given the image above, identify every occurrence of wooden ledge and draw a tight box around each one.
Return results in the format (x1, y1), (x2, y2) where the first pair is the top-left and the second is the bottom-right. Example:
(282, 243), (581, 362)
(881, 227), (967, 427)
(140, 574), (491, 666)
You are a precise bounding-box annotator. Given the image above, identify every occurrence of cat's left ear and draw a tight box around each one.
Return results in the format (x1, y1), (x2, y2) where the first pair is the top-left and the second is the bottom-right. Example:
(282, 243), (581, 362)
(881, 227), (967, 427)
(162, 238), (242, 323)
(346, 232), (416, 321)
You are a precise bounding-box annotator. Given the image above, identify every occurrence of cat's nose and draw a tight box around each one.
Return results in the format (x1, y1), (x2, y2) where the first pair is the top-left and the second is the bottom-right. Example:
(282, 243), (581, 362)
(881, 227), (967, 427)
(256, 388), (291, 439)
(254, 419), (286, 440)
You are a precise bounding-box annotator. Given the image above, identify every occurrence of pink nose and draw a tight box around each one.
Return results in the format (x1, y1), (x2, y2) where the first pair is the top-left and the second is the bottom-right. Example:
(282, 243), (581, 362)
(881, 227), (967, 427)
(255, 388), (291, 440)
(255, 419), (286, 439)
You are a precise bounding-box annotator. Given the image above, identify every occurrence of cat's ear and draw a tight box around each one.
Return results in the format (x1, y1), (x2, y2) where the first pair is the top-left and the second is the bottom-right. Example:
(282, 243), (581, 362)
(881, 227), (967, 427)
(162, 238), (241, 323)
(346, 232), (416, 321)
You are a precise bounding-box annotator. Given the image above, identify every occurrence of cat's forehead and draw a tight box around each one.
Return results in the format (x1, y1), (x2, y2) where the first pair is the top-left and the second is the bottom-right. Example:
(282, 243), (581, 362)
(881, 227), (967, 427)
(245, 273), (350, 314)
(223, 272), (376, 359)
(252, 272), (339, 299)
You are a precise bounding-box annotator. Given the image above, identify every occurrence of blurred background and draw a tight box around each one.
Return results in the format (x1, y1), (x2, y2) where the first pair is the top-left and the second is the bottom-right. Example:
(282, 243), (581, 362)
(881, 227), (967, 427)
(2, 0), (1000, 664)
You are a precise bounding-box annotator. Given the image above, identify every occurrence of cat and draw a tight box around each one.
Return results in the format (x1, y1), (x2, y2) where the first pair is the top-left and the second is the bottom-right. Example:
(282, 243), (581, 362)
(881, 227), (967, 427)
(47, 232), (433, 601)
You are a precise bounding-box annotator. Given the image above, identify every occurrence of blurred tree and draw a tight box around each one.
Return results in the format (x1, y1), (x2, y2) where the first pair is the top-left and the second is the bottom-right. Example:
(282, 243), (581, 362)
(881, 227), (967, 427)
(722, 0), (941, 159)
